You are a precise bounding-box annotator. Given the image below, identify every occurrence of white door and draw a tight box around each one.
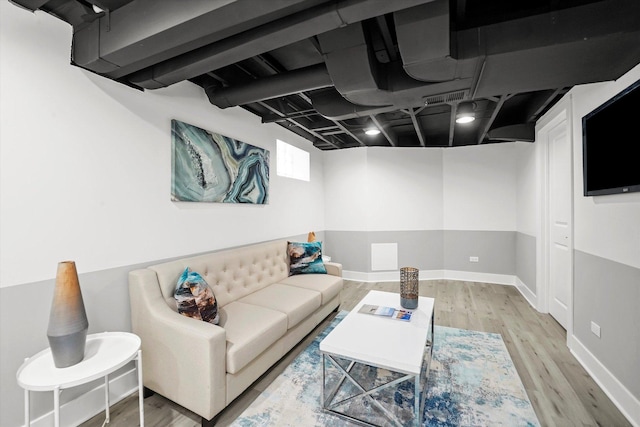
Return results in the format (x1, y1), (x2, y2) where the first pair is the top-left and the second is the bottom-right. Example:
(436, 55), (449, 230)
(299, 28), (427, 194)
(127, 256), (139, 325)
(547, 120), (572, 329)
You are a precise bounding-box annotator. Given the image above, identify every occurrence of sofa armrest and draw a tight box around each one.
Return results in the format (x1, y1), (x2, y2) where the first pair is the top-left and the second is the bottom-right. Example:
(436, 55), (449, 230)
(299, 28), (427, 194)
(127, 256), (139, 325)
(324, 261), (342, 277)
(129, 269), (227, 420)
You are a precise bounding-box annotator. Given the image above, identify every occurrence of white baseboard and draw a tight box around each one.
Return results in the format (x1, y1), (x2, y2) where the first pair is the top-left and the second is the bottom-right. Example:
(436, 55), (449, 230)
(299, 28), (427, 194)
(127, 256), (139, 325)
(24, 367), (139, 427)
(342, 269), (516, 286)
(342, 269), (451, 282)
(568, 336), (640, 427)
(441, 270), (516, 286)
(342, 270), (399, 282)
(515, 277), (538, 310)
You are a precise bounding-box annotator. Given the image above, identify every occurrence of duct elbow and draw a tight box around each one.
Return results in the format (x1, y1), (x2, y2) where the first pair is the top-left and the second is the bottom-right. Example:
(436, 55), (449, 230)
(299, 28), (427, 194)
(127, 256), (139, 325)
(402, 57), (459, 82)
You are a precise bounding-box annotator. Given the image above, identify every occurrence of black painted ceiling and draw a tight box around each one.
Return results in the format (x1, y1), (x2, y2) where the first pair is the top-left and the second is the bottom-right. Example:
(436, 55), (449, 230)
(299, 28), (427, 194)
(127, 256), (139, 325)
(11, 0), (640, 150)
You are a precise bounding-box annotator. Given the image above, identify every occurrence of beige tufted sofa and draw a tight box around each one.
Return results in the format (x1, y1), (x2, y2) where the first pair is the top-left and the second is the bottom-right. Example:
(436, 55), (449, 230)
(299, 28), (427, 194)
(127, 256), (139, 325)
(128, 239), (343, 426)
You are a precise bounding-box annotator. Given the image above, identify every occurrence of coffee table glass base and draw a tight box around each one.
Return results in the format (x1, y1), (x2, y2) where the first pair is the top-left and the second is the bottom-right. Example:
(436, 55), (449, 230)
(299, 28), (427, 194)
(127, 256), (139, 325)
(321, 347), (432, 427)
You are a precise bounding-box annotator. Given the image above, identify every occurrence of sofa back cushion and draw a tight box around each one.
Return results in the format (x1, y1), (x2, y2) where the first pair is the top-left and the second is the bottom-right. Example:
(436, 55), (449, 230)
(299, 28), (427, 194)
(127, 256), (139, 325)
(149, 240), (289, 308)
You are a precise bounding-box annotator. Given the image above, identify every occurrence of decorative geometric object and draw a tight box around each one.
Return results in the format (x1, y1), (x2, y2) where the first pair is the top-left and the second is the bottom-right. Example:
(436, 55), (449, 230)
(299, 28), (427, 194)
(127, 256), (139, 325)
(171, 119), (270, 204)
(47, 261), (89, 368)
(400, 266), (419, 309)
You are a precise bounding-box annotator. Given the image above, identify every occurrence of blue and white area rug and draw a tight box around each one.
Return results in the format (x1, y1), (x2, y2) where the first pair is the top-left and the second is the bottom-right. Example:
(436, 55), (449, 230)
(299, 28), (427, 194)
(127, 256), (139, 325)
(231, 311), (540, 426)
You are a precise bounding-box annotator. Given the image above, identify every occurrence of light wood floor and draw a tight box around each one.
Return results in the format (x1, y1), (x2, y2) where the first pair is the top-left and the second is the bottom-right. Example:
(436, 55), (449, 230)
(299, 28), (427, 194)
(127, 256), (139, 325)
(82, 280), (631, 427)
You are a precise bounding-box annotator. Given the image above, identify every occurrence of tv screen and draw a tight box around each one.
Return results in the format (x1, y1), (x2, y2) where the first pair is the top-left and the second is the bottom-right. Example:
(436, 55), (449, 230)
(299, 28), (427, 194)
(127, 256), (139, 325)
(582, 79), (640, 196)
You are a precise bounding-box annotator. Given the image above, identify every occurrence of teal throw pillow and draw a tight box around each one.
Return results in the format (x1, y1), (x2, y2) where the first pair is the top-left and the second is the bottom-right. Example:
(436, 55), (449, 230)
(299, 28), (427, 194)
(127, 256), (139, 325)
(174, 267), (220, 324)
(288, 241), (327, 275)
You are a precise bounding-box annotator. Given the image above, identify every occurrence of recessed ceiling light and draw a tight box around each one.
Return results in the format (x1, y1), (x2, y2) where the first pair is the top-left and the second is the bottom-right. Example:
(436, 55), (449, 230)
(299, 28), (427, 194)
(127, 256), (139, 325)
(365, 128), (381, 136)
(455, 115), (475, 124)
(455, 102), (476, 124)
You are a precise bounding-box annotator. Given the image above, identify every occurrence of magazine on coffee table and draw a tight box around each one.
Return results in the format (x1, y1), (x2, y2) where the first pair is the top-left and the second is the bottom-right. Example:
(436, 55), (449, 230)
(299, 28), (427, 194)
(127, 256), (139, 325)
(358, 304), (413, 321)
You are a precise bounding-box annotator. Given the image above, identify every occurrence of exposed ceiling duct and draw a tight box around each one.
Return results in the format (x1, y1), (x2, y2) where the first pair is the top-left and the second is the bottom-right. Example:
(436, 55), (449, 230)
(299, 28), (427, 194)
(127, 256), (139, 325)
(395, 0), (464, 82)
(464, 0), (640, 97)
(487, 124), (536, 142)
(99, 0), (434, 89)
(317, 0), (640, 112)
(205, 0), (640, 139)
(205, 64), (333, 109)
(10, 0), (640, 150)
(10, 0), (96, 26)
(72, 0), (324, 78)
(318, 22), (474, 108)
(310, 88), (403, 121)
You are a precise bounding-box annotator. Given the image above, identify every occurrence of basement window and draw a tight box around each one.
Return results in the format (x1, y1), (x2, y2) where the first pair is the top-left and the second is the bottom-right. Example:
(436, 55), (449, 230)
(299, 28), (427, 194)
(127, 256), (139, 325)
(277, 139), (309, 181)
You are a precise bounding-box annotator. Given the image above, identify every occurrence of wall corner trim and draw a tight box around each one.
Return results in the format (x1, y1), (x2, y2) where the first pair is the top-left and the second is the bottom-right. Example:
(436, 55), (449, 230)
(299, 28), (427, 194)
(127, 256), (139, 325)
(515, 277), (538, 311)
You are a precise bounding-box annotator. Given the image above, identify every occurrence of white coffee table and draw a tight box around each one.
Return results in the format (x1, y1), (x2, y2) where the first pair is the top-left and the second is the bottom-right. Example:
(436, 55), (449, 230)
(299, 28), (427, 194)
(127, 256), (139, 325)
(319, 290), (435, 427)
(17, 331), (144, 427)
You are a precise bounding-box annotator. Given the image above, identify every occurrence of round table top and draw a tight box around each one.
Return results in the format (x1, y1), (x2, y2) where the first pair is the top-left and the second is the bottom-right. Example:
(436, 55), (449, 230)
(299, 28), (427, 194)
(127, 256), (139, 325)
(17, 332), (141, 391)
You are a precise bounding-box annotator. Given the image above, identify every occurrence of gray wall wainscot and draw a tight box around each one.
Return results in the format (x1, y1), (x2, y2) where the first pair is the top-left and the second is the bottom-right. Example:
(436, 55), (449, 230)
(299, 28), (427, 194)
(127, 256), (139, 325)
(326, 230), (517, 277)
(370, 230), (444, 271)
(323, 230), (372, 272)
(443, 230), (516, 275)
(324, 230), (444, 272)
(516, 232), (537, 293)
(573, 250), (640, 400)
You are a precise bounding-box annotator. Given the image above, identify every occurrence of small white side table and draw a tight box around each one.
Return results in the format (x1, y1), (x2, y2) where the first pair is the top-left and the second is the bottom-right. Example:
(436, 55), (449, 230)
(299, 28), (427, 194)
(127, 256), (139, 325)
(17, 331), (144, 427)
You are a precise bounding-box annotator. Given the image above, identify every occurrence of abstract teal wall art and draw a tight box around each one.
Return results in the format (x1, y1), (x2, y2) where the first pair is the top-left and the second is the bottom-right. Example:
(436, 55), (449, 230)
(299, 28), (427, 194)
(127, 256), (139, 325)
(171, 120), (269, 204)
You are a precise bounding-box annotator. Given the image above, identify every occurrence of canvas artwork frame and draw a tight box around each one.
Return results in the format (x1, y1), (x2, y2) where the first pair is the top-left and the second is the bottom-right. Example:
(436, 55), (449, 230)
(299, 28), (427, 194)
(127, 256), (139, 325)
(171, 120), (270, 204)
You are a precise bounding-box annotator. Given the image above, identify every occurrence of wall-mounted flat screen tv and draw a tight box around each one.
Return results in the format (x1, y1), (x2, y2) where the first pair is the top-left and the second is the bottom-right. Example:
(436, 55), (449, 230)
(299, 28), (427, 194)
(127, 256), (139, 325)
(582, 79), (640, 196)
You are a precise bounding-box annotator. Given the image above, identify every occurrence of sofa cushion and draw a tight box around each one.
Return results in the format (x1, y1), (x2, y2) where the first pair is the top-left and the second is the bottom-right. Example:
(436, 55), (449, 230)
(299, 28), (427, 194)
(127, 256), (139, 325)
(287, 241), (326, 275)
(219, 302), (288, 374)
(279, 274), (343, 305)
(174, 268), (220, 324)
(238, 283), (321, 330)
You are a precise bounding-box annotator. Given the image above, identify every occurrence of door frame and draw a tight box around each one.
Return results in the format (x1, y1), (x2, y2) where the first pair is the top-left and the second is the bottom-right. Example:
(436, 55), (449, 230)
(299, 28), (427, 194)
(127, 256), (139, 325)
(536, 97), (574, 339)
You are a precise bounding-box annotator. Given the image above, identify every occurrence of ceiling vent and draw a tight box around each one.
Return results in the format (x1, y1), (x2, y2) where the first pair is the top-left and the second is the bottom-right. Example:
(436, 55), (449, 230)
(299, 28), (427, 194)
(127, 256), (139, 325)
(424, 90), (469, 106)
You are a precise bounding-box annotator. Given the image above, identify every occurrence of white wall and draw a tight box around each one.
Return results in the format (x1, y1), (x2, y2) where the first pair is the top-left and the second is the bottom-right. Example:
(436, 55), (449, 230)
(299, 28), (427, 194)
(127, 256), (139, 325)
(323, 147), (369, 230)
(516, 142), (539, 236)
(443, 144), (518, 231)
(323, 146), (444, 232)
(569, 65), (640, 269)
(324, 144), (521, 233)
(366, 147), (444, 231)
(0, 3), (325, 288)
